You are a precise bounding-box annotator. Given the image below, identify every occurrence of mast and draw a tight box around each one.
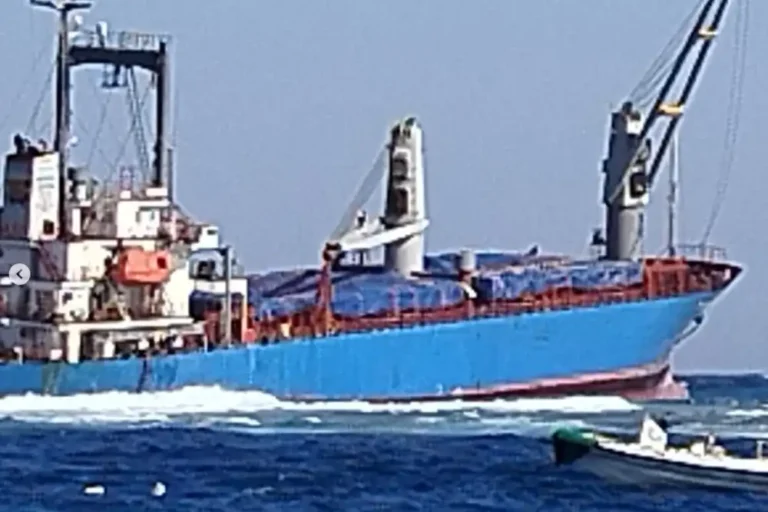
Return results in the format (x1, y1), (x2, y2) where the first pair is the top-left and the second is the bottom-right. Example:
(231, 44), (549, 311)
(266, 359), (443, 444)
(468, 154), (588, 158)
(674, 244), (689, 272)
(222, 245), (233, 346)
(667, 131), (679, 256)
(32, 0), (93, 239)
(31, 0), (171, 239)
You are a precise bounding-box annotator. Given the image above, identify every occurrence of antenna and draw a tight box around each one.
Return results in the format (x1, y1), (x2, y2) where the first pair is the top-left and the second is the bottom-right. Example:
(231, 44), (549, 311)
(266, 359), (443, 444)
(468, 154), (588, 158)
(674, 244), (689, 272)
(95, 21), (107, 47)
(70, 13), (83, 30)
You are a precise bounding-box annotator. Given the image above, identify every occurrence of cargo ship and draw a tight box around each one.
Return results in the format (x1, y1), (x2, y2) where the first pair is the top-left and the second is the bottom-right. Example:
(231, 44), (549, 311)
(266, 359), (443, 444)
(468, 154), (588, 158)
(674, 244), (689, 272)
(0, 0), (740, 400)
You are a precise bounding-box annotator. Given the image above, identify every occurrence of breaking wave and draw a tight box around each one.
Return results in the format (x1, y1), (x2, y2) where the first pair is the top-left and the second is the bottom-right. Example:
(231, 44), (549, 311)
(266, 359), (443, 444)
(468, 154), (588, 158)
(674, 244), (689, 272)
(0, 376), (767, 440)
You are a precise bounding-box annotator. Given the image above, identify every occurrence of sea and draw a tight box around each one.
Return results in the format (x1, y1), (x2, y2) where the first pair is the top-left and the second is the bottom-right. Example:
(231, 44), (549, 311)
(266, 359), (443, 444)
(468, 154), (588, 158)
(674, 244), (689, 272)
(2, 375), (767, 511)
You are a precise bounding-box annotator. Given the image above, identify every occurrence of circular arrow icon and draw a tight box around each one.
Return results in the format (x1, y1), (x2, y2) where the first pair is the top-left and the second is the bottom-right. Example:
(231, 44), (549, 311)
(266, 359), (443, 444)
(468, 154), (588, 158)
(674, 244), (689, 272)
(8, 263), (30, 286)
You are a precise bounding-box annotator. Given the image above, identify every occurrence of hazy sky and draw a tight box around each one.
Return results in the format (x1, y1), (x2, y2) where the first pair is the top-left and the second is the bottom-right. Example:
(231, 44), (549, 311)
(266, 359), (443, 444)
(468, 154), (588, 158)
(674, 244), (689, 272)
(0, 0), (764, 372)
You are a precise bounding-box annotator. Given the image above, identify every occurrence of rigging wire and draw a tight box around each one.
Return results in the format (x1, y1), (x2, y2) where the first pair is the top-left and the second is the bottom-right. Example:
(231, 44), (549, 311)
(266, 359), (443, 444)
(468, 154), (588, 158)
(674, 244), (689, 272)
(24, 60), (56, 138)
(629, 0), (705, 107)
(115, 77), (153, 170)
(84, 78), (115, 168)
(85, 75), (124, 147)
(75, 114), (115, 174)
(329, 147), (387, 241)
(140, 74), (156, 144)
(633, 62), (675, 110)
(82, 76), (154, 232)
(606, 2), (716, 208)
(106, 76), (154, 185)
(618, 0), (720, 257)
(608, 0), (728, 212)
(699, 0), (749, 244)
(0, 41), (52, 137)
(126, 67), (151, 176)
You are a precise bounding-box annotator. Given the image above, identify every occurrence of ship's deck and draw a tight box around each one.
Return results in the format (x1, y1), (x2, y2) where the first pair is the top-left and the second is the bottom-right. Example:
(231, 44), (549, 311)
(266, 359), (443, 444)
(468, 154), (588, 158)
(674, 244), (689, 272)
(211, 253), (741, 348)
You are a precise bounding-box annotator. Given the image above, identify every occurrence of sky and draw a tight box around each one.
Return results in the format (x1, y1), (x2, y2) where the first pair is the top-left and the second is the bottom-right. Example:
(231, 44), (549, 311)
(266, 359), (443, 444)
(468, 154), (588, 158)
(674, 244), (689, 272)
(0, 0), (764, 373)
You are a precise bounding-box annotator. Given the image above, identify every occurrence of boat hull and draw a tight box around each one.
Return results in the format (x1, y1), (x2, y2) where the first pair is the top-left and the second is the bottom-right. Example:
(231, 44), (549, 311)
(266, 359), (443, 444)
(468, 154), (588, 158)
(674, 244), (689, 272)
(553, 428), (768, 493)
(0, 291), (713, 400)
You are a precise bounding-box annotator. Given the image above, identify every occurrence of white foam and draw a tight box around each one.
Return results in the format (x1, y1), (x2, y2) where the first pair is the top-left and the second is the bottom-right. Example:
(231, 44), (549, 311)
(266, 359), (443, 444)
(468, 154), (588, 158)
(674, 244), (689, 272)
(0, 385), (641, 426)
(726, 408), (768, 418)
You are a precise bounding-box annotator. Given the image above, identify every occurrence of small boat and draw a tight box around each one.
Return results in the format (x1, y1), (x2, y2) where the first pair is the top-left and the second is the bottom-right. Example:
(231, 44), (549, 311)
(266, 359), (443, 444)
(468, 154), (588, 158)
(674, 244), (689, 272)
(552, 415), (768, 492)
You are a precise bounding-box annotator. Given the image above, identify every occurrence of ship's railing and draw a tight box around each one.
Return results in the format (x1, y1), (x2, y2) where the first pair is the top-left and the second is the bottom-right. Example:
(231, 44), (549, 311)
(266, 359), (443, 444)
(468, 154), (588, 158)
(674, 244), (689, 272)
(240, 257), (735, 344)
(673, 243), (727, 262)
(59, 255), (734, 358)
(73, 29), (171, 51)
(21, 256), (724, 363)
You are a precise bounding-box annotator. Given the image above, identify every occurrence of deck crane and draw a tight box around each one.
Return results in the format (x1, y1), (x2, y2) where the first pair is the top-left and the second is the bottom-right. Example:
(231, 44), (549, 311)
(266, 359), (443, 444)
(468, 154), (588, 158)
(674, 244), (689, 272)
(601, 0), (729, 261)
(314, 117), (431, 333)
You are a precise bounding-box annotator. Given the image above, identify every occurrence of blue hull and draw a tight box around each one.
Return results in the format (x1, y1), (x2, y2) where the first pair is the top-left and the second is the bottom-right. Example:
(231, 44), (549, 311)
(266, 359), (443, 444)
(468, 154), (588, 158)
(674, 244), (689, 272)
(0, 291), (714, 400)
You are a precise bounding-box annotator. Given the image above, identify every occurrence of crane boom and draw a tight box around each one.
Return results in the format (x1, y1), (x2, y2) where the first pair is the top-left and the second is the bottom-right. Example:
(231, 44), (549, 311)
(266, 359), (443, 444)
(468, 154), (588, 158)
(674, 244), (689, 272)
(601, 0), (729, 261)
(647, 0), (730, 187)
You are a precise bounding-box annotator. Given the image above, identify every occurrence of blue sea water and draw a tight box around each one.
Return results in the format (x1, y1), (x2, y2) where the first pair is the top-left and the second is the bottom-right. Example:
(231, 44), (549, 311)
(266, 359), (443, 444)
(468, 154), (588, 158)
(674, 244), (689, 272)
(1, 374), (767, 511)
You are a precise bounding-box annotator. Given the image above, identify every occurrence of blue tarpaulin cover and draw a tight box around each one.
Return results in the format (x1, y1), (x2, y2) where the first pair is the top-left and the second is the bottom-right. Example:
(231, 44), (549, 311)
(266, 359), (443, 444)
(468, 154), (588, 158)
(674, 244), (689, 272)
(247, 266), (466, 318)
(472, 260), (643, 301)
(245, 253), (643, 319)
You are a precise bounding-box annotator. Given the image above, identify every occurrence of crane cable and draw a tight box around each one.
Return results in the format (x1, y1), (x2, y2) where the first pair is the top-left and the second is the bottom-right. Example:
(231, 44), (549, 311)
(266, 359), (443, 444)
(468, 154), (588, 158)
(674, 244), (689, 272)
(630, 0), (702, 95)
(699, 0), (749, 245)
(605, 1), (717, 208)
(329, 146), (387, 241)
(629, 0), (705, 109)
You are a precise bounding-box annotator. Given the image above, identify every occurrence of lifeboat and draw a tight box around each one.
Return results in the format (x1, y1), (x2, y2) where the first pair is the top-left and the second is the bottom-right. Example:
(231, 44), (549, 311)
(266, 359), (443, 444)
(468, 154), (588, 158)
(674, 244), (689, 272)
(111, 247), (172, 285)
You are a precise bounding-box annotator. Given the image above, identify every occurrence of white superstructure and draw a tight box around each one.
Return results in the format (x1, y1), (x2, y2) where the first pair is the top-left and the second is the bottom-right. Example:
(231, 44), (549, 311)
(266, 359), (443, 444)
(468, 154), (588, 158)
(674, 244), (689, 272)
(0, 140), (247, 363)
(0, 6), (249, 364)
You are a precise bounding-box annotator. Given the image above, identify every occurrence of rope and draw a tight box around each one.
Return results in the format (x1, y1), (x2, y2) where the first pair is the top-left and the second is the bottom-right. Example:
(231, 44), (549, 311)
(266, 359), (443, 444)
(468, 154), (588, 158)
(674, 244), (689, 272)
(699, 0), (749, 244)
